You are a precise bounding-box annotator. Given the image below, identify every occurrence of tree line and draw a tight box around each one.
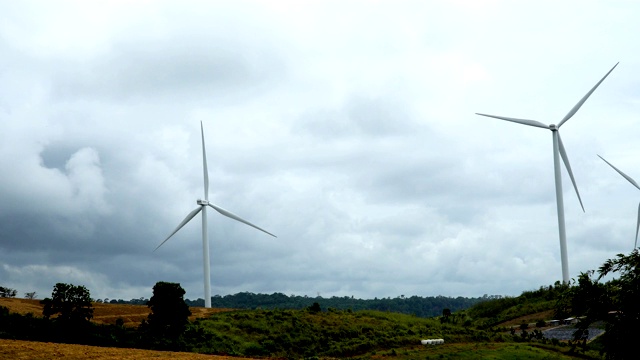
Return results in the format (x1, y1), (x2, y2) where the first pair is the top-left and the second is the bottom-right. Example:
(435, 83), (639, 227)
(185, 292), (489, 317)
(1, 284), (489, 319)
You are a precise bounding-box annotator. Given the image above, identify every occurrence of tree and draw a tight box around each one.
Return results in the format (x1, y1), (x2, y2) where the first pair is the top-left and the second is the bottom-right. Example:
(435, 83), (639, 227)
(24, 292), (37, 300)
(567, 249), (640, 360)
(595, 250), (640, 360)
(144, 281), (191, 337)
(0, 286), (17, 298)
(308, 302), (321, 313)
(41, 283), (93, 324)
(441, 308), (451, 323)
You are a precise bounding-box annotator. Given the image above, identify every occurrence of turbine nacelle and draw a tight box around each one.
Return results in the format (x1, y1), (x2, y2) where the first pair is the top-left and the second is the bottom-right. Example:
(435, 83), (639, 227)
(197, 199), (209, 206)
(549, 124), (558, 131)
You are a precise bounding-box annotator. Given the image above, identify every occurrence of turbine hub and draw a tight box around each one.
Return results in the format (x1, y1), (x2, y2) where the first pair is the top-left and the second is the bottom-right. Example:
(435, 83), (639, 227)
(197, 199), (209, 206)
(549, 124), (558, 131)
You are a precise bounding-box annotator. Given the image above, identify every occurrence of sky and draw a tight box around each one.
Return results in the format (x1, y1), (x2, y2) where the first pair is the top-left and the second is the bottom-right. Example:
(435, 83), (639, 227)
(1, 0), (640, 302)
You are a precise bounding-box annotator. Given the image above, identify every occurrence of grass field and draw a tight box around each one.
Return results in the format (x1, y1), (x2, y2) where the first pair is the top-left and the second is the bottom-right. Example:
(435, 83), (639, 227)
(0, 339), (254, 360)
(0, 338), (592, 360)
(377, 342), (596, 359)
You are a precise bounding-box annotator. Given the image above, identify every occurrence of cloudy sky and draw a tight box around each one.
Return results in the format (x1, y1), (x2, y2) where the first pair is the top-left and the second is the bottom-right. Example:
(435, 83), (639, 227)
(1, 0), (639, 302)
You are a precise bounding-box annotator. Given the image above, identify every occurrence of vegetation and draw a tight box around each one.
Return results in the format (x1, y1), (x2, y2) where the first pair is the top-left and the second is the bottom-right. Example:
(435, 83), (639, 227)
(0, 286), (17, 298)
(466, 283), (567, 328)
(200, 304), (518, 357)
(145, 282), (191, 335)
(558, 249), (640, 360)
(41, 283), (94, 324)
(9, 247), (640, 360)
(139, 282), (193, 350)
(186, 292), (487, 317)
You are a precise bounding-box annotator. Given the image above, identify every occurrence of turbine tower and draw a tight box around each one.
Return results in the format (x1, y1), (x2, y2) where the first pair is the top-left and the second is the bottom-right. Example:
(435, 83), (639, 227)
(598, 155), (640, 249)
(155, 122), (276, 308)
(476, 63), (618, 284)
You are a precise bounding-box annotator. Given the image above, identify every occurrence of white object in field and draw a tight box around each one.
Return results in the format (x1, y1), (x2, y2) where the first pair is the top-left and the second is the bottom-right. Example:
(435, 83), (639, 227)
(421, 339), (444, 345)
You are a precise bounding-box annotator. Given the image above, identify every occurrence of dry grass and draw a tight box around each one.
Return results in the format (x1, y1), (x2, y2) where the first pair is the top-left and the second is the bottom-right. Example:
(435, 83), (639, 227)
(1, 298), (242, 358)
(0, 298), (42, 316)
(0, 298), (233, 327)
(0, 339), (254, 360)
(499, 309), (556, 327)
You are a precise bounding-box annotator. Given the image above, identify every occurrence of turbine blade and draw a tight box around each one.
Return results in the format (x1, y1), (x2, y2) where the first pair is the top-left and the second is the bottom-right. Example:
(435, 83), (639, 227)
(636, 202), (640, 249)
(154, 207), (203, 251)
(558, 62), (619, 128)
(201, 121), (209, 201)
(598, 155), (640, 191)
(208, 203), (277, 238)
(558, 133), (584, 212)
(475, 113), (548, 129)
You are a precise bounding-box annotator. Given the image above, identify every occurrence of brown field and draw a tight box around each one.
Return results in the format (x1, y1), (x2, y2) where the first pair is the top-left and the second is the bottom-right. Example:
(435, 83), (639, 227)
(0, 298), (233, 327)
(1, 298), (244, 358)
(0, 339), (255, 360)
(499, 310), (556, 327)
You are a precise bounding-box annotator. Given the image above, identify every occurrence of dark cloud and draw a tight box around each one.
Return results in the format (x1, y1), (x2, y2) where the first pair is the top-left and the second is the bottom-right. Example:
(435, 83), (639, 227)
(0, 1), (638, 302)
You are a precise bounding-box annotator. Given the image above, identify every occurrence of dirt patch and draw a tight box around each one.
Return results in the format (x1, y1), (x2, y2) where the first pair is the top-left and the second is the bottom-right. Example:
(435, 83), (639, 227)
(499, 310), (556, 327)
(0, 339), (254, 360)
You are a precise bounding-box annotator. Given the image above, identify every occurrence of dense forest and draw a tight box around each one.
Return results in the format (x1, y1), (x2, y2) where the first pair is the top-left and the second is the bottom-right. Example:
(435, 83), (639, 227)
(185, 292), (493, 317)
(93, 292), (492, 318)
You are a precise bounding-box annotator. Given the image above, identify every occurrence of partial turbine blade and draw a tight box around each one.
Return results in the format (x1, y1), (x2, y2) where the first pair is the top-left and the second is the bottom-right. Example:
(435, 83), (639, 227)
(558, 62), (619, 128)
(201, 121), (209, 201)
(208, 203), (277, 238)
(475, 113), (549, 129)
(598, 155), (640, 191)
(154, 207), (203, 251)
(636, 202), (640, 249)
(558, 133), (584, 212)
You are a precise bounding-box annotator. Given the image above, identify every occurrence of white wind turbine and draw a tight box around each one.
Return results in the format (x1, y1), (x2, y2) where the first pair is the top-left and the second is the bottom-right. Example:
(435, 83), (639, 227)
(476, 63), (618, 284)
(598, 155), (640, 249)
(154, 122), (276, 308)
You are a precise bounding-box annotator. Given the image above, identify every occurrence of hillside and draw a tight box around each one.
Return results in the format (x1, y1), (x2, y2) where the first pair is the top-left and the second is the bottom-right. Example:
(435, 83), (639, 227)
(1, 295), (606, 359)
(0, 298), (232, 327)
(0, 339), (254, 360)
(464, 285), (565, 329)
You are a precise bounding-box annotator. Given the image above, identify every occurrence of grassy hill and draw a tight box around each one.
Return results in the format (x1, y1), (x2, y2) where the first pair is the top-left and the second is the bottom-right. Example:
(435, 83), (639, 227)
(1, 290), (606, 359)
(464, 285), (566, 328)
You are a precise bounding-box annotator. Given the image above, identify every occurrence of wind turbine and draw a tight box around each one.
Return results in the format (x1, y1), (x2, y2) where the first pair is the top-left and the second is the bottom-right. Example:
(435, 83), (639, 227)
(476, 63), (618, 284)
(154, 122), (276, 308)
(598, 155), (640, 249)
